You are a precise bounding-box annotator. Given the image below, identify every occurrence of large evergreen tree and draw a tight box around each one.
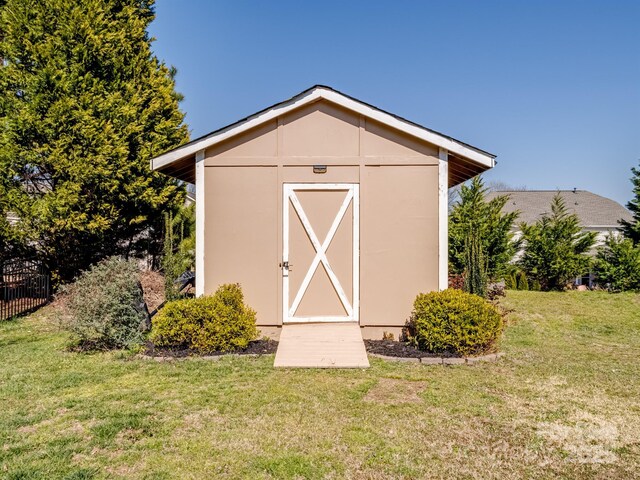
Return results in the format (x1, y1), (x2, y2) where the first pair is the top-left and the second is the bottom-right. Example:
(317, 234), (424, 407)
(0, 0), (188, 282)
(519, 194), (596, 291)
(619, 162), (640, 244)
(449, 176), (520, 280)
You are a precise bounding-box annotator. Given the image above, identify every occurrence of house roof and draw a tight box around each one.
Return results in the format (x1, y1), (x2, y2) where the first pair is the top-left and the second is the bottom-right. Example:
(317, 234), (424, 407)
(485, 190), (633, 228)
(151, 85), (496, 181)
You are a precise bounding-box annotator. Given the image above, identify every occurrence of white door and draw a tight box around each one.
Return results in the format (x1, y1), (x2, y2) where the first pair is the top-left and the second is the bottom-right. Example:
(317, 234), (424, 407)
(283, 183), (359, 323)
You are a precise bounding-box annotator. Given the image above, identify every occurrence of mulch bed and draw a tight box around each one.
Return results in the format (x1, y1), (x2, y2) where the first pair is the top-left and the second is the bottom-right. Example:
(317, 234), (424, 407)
(143, 339), (279, 358)
(364, 340), (460, 359)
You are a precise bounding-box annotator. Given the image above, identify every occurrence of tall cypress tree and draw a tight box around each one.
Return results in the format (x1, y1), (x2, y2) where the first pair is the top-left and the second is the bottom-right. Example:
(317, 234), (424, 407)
(619, 162), (640, 245)
(0, 0), (189, 282)
(463, 225), (487, 297)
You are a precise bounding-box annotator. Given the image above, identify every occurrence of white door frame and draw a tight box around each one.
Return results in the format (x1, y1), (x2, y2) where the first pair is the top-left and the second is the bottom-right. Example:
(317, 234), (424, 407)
(282, 183), (359, 324)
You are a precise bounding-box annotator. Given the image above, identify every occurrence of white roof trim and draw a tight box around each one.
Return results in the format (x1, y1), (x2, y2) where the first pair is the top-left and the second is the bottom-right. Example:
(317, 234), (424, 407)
(151, 86), (495, 171)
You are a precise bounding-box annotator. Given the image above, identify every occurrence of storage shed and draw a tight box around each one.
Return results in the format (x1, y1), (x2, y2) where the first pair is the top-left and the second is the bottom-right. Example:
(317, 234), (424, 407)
(151, 86), (495, 341)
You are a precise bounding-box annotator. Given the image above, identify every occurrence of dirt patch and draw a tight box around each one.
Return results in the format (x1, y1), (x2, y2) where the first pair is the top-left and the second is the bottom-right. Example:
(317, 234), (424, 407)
(16, 424), (38, 434)
(364, 378), (426, 404)
(16, 416), (56, 434)
(179, 409), (224, 434)
(105, 463), (146, 478)
(114, 428), (144, 446)
(143, 339), (278, 358)
(365, 339), (459, 358)
(139, 270), (165, 313)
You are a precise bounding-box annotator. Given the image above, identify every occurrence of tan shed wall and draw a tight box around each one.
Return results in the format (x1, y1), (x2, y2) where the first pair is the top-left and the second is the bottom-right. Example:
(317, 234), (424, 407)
(203, 166), (279, 325)
(361, 119), (439, 159)
(206, 121), (278, 159)
(201, 99), (441, 336)
(281, 102), (360, 157)
(360, 165), (439, 327)
(282, 166), (359, 183)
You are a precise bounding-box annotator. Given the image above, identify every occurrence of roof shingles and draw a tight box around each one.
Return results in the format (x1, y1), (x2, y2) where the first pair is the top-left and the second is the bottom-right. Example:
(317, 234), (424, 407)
(485, 190), (632, 228)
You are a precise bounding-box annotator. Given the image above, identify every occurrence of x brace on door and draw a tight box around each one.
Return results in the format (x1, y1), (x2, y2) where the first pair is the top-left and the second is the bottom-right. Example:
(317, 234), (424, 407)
(282, 184), (359, 323)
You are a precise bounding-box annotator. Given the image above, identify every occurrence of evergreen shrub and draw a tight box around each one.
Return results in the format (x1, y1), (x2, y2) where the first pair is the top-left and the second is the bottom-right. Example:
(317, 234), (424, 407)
(594, 235), (640, 291)
(505, 273), (517, 290)
(406, 289), (503, 356)
(518, 194), (596, 290)
(517, 271), (529, 291)
(150, 284), (258, 353)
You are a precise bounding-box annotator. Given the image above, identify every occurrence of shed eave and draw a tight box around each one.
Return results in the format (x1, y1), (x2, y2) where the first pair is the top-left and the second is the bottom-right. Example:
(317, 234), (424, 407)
(150, 86), (496, 173)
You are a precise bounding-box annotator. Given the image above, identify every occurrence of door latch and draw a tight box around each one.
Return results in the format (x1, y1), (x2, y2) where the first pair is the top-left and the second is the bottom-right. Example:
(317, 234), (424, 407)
(279, 261), (292, 271)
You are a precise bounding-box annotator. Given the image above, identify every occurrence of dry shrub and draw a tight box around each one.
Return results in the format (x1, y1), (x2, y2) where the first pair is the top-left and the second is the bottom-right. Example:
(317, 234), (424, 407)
(62, 257), (148, 350)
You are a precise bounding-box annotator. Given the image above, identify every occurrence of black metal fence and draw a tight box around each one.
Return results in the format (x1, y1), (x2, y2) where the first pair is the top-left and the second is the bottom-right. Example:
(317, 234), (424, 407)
(0, 258), (50, 321)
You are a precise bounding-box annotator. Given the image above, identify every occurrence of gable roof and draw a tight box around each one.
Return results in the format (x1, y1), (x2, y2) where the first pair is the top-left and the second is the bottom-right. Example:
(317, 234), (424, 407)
(150, 85), (496, 175)
(486, 190), (633, 228)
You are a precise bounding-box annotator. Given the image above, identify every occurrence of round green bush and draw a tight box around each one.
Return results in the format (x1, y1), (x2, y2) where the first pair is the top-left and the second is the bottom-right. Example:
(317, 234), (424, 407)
(150, 283), (258, 353)
(408, 289), (503, 356)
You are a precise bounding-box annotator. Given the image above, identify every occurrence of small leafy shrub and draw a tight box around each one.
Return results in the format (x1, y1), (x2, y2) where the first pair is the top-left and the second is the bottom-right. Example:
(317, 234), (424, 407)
(63, 257), (148, 350)
(531, 279), (542, 291)
(150, 283), (258, 353)
(505, 273), (517, 290)
(516, 271), (529, 291)
(406, 289), (503, 356)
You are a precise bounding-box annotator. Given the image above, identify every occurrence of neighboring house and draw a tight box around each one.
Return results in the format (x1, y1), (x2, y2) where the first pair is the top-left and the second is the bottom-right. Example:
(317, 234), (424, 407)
(150, 85), (495, 340)
(486, 189), (633, 287)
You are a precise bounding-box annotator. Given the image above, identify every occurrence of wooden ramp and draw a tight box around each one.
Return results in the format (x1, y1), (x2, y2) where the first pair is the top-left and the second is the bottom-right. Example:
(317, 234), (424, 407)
(274, 323), (370, 368)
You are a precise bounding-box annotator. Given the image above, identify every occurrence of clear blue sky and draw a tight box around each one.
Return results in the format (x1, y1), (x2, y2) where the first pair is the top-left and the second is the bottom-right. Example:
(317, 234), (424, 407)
(148, 0), (639, 206)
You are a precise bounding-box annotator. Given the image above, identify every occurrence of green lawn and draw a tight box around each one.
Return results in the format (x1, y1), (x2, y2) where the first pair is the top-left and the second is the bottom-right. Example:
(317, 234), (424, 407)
(1, 291), (639, 479)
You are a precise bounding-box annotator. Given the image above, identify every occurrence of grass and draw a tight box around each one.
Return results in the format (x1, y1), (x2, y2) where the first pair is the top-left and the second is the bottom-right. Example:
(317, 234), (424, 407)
(1, 291), (639, 479)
